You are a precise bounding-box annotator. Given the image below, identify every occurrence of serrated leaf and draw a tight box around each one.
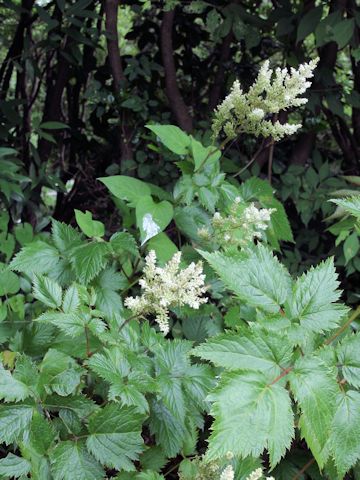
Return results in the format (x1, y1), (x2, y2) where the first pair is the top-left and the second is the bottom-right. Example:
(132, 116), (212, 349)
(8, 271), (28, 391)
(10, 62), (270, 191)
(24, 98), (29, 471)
(285, 258), (349, 333)
(0, 404), (34, 444)
(33, 275), (62, 308)
(330, 390), (360, 477)
(193, 330), (292, 378)
(86, 403), (145, 471)
(50, 441), (104, 480)
(10, 241), (60, 274)
(0, 453), (31, 478)
(110, 231), (138, 257)
(44, 394), (98, 420)
(0, 363), (32, 402)
(62, 285), (80, 313)
(149, 399), (186, 458)
(337, 333), (360, 388)
(206, 371), (294, 468)
(289, 356), (339, 468)
(331, 196), (360, 218)
(40, 349), (82, 396)
(36, 311), (85, 337)
(69, 242), (109, 284)
(200, 245), (292, 313)
(52, 220), (83, 252)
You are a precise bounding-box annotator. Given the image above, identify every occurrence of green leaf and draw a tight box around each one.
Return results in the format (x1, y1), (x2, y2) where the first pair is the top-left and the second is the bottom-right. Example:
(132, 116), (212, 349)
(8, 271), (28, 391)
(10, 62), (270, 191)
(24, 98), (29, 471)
(0, 267), (20, 295)
(200, 245), (292, 313)
(110, 231), (138, 257)
(10, 241), (60, 275)
(332, 18), (355, 49)
(0, 453), (31, 478)
(297, 5), (323, 42)
(62, 285), (80, 313)
(86, 404), (145, 471)
(146, 124), (190, 155)
(337, 333), (360, 388)
(74, 210), (105, 238)
(98, 175), (151, 206)
(190, 137), (220, 171)
(0, 404), (34, 444)
(343, 232), (359, 264)
(33, 275), (63, 308)
(52, 220), (83, 252)
(149, 399), (186, 458)
(69, 242), (109, 284)
(330, 390), (360, 477)
(331, 196), (360, 218)
(40, 349), (82, 396)
(206, 371), (294, 468)
(193, 330), (292, 378)
(40, 121), (69, 130)
(0, 363), (32, 402)
(147, 232), (178, 263)
(50, 441), (104, 480)
(285, 258), (349, 333)
(14, 222), (33, 246)
(289, 356), (339, 468)
(136, 196), (173, 245)
(36, 311), (85, 337)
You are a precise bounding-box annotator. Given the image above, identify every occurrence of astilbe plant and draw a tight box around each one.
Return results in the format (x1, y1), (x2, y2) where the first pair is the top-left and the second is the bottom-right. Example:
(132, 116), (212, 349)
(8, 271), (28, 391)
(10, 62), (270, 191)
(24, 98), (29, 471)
(1, 56), (360, 480)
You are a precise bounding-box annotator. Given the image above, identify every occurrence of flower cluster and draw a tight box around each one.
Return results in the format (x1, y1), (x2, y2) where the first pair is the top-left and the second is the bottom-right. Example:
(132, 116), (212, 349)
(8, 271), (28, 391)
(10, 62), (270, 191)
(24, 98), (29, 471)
(198, 197), (275, 249)
(246, 468), (275, 480)
(212, 58), (318, 141)
(219, 465), (234, 480)
(125, 251), (207, 335)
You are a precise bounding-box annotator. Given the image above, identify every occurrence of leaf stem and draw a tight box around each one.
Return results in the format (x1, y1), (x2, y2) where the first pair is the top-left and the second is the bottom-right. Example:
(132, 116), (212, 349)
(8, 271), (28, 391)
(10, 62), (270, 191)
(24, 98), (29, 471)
(292, 457), (315, 480)
(324, 304), (360, 345)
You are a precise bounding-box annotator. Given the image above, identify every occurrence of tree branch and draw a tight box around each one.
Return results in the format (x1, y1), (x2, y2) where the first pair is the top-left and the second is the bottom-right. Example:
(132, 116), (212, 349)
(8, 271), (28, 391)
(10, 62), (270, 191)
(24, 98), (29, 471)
(161, 9), (193, 132)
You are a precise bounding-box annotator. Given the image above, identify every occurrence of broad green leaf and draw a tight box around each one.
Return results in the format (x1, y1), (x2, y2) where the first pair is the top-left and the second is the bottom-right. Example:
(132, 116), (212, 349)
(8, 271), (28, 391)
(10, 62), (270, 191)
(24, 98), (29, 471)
(33, 275), (62, 308)
(98, 175), (151, 206)
(86, 404), (145, 471)
(29, 410), (56, 455)
(0, 453), (31, 478)
(190, 137), (220, 171)
(147, 232), (178, 263)
(44, 394), (98, 420)
(0, 404), (34, 444)
(264, 197), (294, 243)
(14, 222), (33, 246)
(337, 333), (360, 388)
(0, 363), (32, 402)
(285, 258), (349, 333)
(74, 210), (105, 238)
(193, 330), (292, 378)
(50, 441), (104, 480)
(136, 196), (173, 245)
(206, 371), (294, 467)
(10, 241), (60, 275)
(330, 390), (360, 477)
(69, 242), (109, 284)
(332, 18), (355, 49)
(0, 266), (20, 295)
(296, 5), (323, 42)
(200, 244), (292, 313)
(289, 356), (339, 468)
(146, 124), (190, 155)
